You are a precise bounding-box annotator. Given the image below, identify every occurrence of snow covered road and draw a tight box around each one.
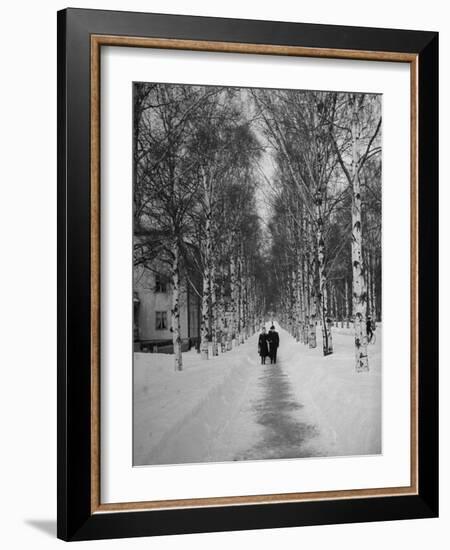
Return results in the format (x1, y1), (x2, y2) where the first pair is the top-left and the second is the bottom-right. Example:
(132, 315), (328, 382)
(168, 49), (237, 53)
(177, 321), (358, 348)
(133, 323), (381, 466)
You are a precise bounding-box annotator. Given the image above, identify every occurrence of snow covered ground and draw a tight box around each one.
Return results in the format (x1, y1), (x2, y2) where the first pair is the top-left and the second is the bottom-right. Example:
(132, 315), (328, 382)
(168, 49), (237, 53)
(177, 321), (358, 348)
(281, 326), (382, 458)
(133, 323), (381, 466)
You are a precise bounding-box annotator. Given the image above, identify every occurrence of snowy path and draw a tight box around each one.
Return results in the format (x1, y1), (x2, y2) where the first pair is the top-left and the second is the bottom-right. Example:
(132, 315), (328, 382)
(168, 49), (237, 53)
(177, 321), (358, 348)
(133, 323), (381, 466)
(233, 358), (320, 461)
(205, 331), (322, 462)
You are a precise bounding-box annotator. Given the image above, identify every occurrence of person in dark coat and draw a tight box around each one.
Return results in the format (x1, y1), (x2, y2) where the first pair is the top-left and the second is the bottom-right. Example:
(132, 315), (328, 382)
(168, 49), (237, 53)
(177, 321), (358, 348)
(267, 325), (280, 364)
(366, 316), (374, 342)
(258, 327), (269, 365)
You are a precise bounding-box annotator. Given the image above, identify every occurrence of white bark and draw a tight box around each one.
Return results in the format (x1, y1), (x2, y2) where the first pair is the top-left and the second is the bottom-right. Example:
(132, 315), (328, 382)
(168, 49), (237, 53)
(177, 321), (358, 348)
(243, 269), (249, 339)
(219, 264), (227, 352)
(290, 269), (297, 339)
(238, 252), (245, 344)
(369, 251), (376, 320)
(297, 255), (304, 343)
(372, 256), (378, 322)
(315, 189), (333, 356)
(171, 238), (183, 371)
(210, 261), (219, 356)
(227, 255), (236, 350)
(302, 215), (310, 345)
(250, 283), (257, 335)
(308, 220), (317, 349)
(200, 209), (212, 360)
(350, 96), (369, 372)
(235, 254), (241, 347)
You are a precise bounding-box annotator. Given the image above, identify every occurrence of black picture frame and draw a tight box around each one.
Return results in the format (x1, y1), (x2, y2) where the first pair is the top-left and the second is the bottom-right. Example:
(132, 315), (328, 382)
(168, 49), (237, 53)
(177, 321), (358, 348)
(57, 7), (438, 541)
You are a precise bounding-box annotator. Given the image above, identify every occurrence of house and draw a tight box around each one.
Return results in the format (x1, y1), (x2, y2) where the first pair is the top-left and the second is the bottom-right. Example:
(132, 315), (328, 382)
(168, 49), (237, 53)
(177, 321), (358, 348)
(133, 266), (200, 353)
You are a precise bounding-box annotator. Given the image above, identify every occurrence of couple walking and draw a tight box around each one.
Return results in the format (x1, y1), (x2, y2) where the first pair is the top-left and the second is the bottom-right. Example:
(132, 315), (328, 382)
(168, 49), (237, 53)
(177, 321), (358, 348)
(258, 325), (280, 365)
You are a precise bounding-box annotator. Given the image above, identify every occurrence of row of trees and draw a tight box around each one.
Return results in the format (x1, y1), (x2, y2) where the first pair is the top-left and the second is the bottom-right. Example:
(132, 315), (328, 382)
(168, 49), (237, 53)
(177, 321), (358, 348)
(133, 84), (267, 371)
(134, 83), (381, 372)
(255, 90), (381, 372)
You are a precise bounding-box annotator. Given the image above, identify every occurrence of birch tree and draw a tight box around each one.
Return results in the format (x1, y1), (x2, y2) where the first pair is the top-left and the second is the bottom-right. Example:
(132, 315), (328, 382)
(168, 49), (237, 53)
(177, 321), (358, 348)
(252, 90), (340, 355)
(133, 83), (218, 370)
(330, 93), (381, 372)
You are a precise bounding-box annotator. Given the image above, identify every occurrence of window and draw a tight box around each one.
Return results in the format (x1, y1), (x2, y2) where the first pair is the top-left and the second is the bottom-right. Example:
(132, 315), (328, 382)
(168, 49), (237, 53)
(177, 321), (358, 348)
(155, 311), (168, 330)
(154, 273), (167, 293)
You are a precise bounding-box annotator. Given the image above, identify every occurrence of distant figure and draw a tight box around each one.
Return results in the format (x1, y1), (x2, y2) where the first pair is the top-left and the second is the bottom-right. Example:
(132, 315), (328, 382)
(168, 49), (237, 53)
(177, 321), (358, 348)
(267, 325), (280, 364)
(258, 327), (269, 365)
(366, 316), (373, 342)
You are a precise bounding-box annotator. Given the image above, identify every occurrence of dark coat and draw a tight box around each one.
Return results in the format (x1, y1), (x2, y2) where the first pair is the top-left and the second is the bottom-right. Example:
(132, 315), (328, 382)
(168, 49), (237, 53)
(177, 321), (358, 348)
(267, 330), (280, 350)
(258, 333), (269, 357)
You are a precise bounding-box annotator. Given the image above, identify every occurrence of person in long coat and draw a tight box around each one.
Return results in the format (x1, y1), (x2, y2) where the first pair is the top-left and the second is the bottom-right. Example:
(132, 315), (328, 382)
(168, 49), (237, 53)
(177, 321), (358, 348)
(258, 327), (269, 365)
(267, 325), (280, 364)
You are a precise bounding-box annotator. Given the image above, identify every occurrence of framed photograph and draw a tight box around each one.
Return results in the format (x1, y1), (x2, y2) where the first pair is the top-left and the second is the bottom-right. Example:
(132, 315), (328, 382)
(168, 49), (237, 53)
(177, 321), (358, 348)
(57, 8), (438, 541)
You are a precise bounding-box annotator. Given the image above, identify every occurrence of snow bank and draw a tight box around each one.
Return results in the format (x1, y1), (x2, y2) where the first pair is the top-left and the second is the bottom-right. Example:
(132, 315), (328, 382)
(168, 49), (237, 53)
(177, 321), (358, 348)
(280, 325), (382, 457)
(133, 338), (262, 465)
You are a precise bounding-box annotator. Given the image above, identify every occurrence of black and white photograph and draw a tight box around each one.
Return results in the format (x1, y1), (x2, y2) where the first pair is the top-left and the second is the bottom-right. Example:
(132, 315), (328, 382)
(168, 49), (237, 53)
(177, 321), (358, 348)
(132, 82), (382, 467)
(1, 0), (442, 545)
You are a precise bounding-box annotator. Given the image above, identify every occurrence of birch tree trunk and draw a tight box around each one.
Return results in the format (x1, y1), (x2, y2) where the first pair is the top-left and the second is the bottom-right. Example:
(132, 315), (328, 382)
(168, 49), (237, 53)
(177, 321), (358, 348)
(210, 261), (219, 356)
(292, 263), (296, 338)
(235, 254), (241, 347)
(365, 250), (371, 318)
(243, 276), (250, 337)
(238, 252), (245, 344)
(345, 278), (350, 328)
(291, 268), (297, 340)
(370, 252), (376, 322)
(297, 254), (304, 343)
(303, 215), (310, 345)
(308, 220), (317, 349)
(297, 205), (305, 342)
(315, 189), (333, 356)
(251, 282), (257, 335)
(303, 252), (310, 344)
(219, 264), (227, 352)
(243, 268), (249, 339)
(333, 286), (339, 327)
(227, 254), (236, 350)
(200, 208), (212, 360)
(350, 96), (369, 372)
(373, 257), (379, 322)
(171, 237), (183, 371)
